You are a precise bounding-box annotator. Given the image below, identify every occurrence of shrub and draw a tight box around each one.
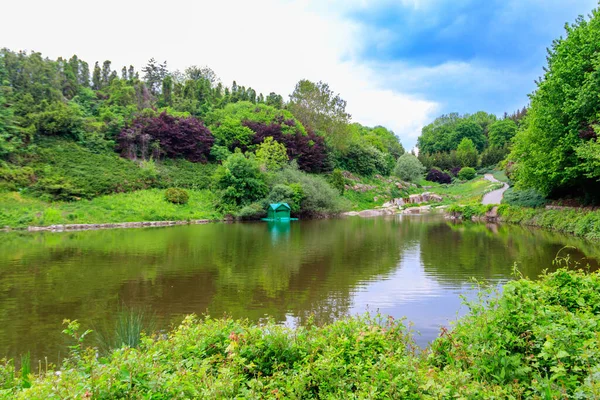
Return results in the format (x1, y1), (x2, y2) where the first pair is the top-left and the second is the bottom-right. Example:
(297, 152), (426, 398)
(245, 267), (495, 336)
(329, 168), (346, 194)
(164, 188), (189, 205)
(117, 112), (214, 163)
(337, 143), (389, 177)
(213, 151), (267, 208)
(393, 153), (425, 182)
(236, 201), (267, 220)
(458, 167), (476, 180)
(272, 166), (346, 216)
(255, 137), (288, 171)
(502, 187), (547, 208)
(426, 168), (452, 184)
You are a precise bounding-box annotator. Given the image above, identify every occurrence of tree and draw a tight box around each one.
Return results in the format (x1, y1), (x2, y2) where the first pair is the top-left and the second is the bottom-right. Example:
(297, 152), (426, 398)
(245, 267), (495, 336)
(255, 136), (288, 171)
(266, 92), (283, 109)
(453, 120), (486, 152)
(142, 58), (168, 95)
(288, 79), (351, 149)
(101, 60), (112, 88)
(456, 138), (478, 168)
(488, 119), (517, 148)
(510, 10), (600, 198)
(393, 153), (425, 182)
(92, 61), (101, 90)
(0, 61), (16, 158)
(184, 65), (218, 85)
(213, 150), (268, 207)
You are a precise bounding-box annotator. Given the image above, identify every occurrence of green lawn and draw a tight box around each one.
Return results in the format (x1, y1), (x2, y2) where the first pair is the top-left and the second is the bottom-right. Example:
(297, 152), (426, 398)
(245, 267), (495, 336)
(0, 189), (221, 229)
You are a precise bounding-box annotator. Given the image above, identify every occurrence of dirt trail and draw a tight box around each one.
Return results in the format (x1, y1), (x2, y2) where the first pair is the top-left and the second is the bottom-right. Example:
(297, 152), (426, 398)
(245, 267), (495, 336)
(482, 174), (509, 205)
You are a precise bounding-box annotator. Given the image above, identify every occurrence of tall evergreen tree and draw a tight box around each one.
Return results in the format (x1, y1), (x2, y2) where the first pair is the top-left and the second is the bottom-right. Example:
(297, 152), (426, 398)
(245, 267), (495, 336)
(79, 61), (90, 87)
(92, 61), (101, 90)
(101, 60), (112, 88)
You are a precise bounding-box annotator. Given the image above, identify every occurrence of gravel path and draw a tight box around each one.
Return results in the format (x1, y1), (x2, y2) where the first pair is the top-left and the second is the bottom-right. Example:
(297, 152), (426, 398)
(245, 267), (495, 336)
(482, 174), (509, 205)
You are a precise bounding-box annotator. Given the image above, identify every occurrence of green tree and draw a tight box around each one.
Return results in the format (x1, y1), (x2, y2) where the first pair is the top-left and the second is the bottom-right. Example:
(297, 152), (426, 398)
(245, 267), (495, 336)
(255, 137), (288, 171)
(488, 119), (517, 148)
(453, 120), (486, 152)
(92, 62), (101, 90)
(393, 153), (425, 182)
(510, 10), (600, 198)
(288, 79), (351, 150)
(0, 61), (16, 158)
(456, 138), (478, 168)
(213, 151), (268, 208)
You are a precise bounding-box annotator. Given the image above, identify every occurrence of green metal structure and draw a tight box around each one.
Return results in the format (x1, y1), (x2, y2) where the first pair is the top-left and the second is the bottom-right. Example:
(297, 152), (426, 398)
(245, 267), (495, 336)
(262, 203), (298, 222)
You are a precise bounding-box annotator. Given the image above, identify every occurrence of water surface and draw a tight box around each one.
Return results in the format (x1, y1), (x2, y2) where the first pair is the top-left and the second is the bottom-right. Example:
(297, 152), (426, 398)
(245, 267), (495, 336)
(1, 215), (598, 362)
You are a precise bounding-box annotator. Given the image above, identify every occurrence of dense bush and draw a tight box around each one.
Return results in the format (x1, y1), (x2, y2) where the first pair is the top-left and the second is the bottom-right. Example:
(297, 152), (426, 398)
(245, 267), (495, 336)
(117, 112), (214, 163)
(164, 188), (189, 205)
(418, 151), (461, 171)
(245, 121), (330, 173)
(272, 166), (346, 216)
(457, 167), (476, 180)
(425, 168), (452, 184)
(393, 153), (425, 182)
(213, 151), (267, 208)
(502, 187), (547, 208)
(335, 143), (390, 177)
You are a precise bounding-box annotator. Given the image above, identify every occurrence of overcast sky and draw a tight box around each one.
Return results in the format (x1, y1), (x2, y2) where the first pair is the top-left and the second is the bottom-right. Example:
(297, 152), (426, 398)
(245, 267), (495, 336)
(1, 0), (597, 148)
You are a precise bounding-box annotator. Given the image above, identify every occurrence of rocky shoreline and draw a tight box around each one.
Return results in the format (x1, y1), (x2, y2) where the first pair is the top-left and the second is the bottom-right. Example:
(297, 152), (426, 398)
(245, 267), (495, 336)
(0, 219), (217, 233)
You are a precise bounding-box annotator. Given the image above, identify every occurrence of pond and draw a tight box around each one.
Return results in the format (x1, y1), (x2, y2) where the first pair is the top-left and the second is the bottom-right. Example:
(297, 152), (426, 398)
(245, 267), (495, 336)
(1, 215), (599, 363)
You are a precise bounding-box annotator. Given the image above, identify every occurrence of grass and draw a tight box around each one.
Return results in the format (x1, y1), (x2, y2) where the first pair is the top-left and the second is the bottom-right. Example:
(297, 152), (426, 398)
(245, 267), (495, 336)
(0, 189), (221, 229)
(2, 268), (600, 398)
(426, 176), (499, 205)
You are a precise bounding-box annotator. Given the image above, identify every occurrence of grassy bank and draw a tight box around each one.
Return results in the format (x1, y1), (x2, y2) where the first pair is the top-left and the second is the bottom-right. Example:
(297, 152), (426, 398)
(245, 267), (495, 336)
(0, 190), (221, 229)
(446, 203), (600, 241)
(1, 268), (598, 398)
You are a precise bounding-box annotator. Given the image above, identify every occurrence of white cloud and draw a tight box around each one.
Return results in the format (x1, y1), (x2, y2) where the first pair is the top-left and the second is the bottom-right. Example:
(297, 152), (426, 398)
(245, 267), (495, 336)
(0, 0), (439, 147)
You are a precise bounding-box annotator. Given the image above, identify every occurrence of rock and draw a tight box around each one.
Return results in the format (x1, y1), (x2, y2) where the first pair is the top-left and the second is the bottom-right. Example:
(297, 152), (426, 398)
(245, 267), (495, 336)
(409, 194), (422, 204)
(343, 211), (360, 217)
(395, 182), (404, 189)
(403, 207), (421, 214)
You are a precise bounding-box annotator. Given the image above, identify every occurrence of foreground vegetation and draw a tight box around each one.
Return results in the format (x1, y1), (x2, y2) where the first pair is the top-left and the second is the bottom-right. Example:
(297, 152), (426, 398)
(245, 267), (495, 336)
(1, 268), (598, 398)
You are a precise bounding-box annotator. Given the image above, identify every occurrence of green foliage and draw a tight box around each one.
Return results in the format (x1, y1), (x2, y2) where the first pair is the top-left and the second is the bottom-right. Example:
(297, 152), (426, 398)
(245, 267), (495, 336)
(393, 153), (425, 182)
(418, 150), (461, 171)
(457, 167), (476, 181)
(288, 79), (351, 150)
(488, 118), (517, 148)
(480, 145), (509, 167)
(213, 151), (268, 209)
(510, 10), (600, 199)
(255, 136), (288, 171)
(417, 112), (490, 154)
(329, 168), (346, 194)
(94, 307), (156, 354)
(28, 139), (158, 200)
(456, 138), (478, 168)
(338, 143), (391, 177)
(272, 166), (346, 216)
(164, 188), (189, 205)
(502, 187), (547, 208)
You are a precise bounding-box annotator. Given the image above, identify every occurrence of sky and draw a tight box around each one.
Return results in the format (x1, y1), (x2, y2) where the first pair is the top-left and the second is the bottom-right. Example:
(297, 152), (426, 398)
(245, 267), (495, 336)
(0, 0), (597, 148)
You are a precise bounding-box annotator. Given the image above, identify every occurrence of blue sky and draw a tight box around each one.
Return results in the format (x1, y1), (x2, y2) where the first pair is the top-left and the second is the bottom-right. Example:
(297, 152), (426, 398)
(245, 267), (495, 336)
(0, 0), (598, 148)
(343, 0), (598, 121)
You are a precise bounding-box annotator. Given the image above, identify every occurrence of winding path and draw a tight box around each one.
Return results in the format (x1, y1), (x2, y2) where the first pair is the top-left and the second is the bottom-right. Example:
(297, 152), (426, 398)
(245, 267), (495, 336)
(482, 174), (509, 205)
